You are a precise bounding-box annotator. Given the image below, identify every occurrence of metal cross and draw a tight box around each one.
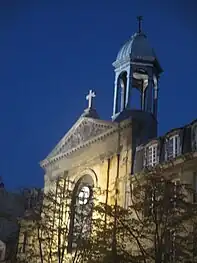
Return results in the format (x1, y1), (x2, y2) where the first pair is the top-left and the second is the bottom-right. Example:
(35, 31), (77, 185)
(137, 16), (143, 33)
(86, 90), (96, 109)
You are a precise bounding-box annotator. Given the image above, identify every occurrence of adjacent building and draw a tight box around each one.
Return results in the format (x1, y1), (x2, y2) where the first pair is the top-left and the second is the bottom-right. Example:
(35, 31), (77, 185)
(0, 184), (42, 263)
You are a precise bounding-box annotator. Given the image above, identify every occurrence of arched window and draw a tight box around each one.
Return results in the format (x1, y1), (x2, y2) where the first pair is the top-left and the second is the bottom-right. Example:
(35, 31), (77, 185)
(67, 175), (94, 252)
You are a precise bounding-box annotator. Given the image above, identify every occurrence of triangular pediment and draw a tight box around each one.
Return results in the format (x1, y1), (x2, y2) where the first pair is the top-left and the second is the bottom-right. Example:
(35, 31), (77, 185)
(44, 117), (116, 162)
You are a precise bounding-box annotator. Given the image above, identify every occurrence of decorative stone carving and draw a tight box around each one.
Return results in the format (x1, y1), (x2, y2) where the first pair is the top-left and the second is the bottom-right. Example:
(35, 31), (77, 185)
(48, 118), (115, 159)
(60, 121), (106, 153)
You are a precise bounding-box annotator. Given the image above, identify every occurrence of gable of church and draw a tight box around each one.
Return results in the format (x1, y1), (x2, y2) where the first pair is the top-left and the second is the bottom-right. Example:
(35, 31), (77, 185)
(41, 117), (117, 166)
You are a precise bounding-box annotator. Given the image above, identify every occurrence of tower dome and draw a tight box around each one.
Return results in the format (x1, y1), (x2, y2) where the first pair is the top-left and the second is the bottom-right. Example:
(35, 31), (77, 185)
(116, 32), (157, 62)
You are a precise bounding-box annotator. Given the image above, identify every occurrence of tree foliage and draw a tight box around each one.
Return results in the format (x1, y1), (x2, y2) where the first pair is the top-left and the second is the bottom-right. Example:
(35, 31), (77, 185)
(16, 177), (95, 263)
(16, 170), (197, 263)
(86, 170), (197, 263)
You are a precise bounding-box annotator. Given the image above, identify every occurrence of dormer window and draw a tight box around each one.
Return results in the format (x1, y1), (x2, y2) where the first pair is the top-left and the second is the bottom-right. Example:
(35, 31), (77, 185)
(148, 144), (158, 166)
(165, 134), (180, 160)
(144, 143), (158, 167)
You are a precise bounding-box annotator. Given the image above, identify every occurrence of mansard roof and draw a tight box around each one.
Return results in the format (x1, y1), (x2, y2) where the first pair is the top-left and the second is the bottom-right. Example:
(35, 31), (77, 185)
(133, 119), (197, 174)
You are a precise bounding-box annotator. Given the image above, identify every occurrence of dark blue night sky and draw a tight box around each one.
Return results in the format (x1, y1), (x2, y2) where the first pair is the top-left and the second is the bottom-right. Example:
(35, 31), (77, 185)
(0, 0), (197, 190)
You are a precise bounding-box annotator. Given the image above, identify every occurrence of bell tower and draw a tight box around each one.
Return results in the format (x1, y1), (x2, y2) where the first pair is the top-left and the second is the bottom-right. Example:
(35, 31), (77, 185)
(112, 17), (162, 125)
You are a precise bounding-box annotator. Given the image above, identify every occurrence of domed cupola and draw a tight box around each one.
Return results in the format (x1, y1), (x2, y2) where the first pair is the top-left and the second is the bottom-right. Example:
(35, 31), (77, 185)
(112, 16), (163, 125)
(115, 32), (157, 63)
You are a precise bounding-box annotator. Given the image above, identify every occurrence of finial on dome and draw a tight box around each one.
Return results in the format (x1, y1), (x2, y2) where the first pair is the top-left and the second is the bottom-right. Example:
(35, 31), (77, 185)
(137, 16), (143, 33)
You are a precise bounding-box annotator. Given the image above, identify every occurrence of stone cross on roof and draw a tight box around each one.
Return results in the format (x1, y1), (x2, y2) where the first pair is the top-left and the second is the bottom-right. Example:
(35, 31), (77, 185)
(86, 90), (96, 109)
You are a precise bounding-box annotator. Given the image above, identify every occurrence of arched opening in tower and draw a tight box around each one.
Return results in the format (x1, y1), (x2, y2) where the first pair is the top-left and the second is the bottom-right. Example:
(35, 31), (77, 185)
(131, 85), (142, 110)
(132, 69), (148, 111)
(116, 71), (127, 113)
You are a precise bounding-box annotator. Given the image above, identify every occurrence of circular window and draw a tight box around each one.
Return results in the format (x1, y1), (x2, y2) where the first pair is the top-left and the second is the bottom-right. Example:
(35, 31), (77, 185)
(78, 186), (91, 205)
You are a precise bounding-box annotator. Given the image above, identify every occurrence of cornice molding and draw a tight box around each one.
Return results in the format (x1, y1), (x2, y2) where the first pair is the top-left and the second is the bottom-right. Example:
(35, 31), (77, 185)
(40, 119), (132, 169)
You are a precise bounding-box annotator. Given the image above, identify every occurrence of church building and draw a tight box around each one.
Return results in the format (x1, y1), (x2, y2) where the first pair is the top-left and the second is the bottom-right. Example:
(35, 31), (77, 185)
(41, 16), (162, 210)
(16, 18), (197, 262)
